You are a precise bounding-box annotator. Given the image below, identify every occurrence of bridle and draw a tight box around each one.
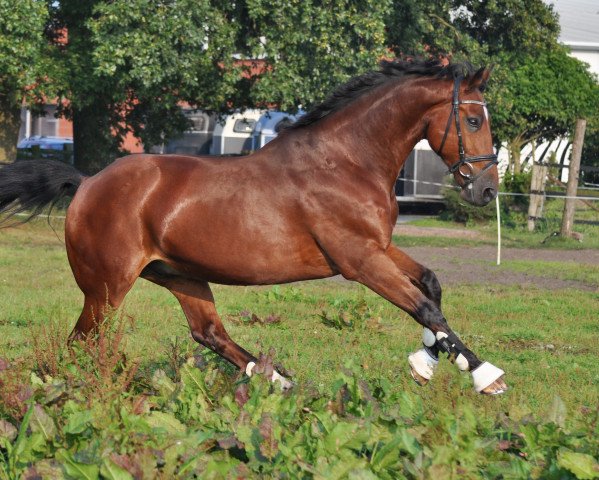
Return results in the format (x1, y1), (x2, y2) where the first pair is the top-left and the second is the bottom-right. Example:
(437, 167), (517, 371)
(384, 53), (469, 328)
(435, 75), (498, 188)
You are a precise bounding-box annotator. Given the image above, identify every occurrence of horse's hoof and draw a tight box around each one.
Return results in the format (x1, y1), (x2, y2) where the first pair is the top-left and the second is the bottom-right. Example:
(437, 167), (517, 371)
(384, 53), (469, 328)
(271, 370), (294, 391)
(480, 375), (508, 395)
(472, 361), (506, 394)
(409, 367), (429, 386)
(408, 349), (438, 387)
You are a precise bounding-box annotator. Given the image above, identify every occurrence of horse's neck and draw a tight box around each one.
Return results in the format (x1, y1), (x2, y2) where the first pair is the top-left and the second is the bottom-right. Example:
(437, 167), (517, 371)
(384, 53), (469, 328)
(310, 78), (439, 190)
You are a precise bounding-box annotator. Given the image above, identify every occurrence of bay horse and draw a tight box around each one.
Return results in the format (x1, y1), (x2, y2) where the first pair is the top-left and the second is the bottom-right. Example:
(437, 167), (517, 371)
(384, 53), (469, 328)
(0, 59), (507, 395)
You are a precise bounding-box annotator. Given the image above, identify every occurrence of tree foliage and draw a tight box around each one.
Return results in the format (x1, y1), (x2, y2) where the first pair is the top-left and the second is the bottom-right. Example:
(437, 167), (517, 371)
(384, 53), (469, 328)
(0, 0), (51, 106)
(88, 0), (243, 146)
(49, 0), (242, 171)
(386, 0), (487, 65)
(0, 0), (597, 173)
(34, 0), (396, 171)
(236, 0), (392, 111)
(0, 0), (52, 162)
(446, 0), (598, 174)
(450, 0), (560, 57)
(489, 47), (599, 163)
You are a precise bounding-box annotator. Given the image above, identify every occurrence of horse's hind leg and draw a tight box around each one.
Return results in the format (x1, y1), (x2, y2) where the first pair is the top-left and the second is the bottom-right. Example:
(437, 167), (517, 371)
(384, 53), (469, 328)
(339, 245), (507, 395)
(143, 272), (292, 389)
(68, 276), (139, 342)
(66, 237), (146, 342)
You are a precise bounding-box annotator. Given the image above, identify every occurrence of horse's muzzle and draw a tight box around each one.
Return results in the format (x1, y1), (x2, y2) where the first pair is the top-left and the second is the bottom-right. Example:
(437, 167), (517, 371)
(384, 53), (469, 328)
(460, 180), (498, 206)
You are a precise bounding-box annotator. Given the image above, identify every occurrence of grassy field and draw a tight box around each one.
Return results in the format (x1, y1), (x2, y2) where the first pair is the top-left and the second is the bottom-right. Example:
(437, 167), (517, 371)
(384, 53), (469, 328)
(0, 220), (597, 478)
(404, 195), (599, 250)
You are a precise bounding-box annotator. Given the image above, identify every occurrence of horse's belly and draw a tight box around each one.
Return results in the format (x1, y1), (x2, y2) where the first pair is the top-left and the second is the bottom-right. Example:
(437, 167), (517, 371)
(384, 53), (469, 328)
(158, 231), (336, 286)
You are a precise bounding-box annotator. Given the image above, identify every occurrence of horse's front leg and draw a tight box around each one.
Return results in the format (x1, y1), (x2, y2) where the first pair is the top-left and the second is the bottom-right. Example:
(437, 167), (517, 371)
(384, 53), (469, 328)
(384, 247), (443, 385)
(386, 246), (443, 308)
(340, 244), (507, 395)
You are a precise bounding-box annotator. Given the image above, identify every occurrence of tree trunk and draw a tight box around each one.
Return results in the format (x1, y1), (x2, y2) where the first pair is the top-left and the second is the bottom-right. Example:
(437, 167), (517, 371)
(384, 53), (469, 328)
(72, 102), (122, 175)
(0, 99), (22, 163)
(508, 142), (522, 175)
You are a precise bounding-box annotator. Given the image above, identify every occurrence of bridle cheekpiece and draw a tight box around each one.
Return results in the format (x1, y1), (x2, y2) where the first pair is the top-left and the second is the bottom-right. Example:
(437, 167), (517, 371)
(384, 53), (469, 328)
(435, 75), (498, 188)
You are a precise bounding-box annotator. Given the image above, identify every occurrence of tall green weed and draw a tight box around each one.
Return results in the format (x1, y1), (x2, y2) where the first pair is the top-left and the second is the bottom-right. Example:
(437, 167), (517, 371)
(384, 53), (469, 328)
(1, 349), (597, 479)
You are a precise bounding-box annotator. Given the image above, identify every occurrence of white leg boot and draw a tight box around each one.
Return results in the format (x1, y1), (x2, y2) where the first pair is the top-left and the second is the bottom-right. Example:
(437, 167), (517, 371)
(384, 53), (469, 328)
(408, 347), (438, 385)
(408, 328), (439, 385)
(471, 362), (506, 394)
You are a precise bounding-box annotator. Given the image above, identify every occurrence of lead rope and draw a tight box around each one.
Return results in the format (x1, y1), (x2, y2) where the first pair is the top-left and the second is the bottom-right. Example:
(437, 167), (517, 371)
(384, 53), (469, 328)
(496, 195), (501, 265)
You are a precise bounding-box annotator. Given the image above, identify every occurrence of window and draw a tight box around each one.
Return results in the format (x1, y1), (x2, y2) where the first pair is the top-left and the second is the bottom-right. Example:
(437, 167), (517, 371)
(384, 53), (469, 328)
(233, 119), (256, 134)
(185, 110), (206, 132)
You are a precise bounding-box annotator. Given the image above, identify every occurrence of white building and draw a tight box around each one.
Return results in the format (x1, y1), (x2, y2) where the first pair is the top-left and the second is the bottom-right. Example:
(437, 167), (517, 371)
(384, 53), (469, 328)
(498, 1), (599, 181)
(551, 0), (599, 77)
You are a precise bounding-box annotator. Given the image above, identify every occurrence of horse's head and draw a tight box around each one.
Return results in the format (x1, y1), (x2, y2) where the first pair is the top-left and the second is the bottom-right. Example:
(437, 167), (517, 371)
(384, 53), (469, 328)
(426, 68), (498, 206)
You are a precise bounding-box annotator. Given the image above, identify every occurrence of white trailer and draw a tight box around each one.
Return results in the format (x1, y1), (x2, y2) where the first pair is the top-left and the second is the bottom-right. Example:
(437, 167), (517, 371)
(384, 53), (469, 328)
(209, 110), (264, 155)
(164, 109), (216, 156)
(251, 111), (300, 151)
(395, 140), (448, 202)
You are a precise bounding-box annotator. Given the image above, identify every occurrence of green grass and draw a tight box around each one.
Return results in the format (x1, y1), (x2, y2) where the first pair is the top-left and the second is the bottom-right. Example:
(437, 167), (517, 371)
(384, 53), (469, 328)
(405, 196), (599, 250)
(0, 220), (597, 478)
(392, 234), (490, 248)
(492, 259), (599, 285)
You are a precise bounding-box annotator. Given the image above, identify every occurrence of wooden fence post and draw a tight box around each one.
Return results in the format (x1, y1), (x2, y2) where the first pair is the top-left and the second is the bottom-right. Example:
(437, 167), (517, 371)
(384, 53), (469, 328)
(560, 119), (586, 237)
(527, 161), (548, 232)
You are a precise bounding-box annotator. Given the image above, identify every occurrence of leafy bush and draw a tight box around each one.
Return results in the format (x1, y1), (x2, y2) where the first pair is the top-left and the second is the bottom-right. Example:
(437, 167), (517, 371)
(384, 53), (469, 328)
(502, 171), (532, 212)
(440, 186), (497, 223)
(1, 348), (598, 479)
(319, 297), (382, 331)
(441, 172), (534, 225)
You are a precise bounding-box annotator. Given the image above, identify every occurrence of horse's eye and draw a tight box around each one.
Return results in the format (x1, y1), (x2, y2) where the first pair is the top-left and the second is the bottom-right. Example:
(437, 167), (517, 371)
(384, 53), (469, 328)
(466, 117), (481, 130)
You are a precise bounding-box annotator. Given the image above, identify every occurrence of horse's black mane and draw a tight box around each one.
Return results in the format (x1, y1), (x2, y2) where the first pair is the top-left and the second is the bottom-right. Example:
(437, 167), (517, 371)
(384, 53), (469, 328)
(290, 59), (480, 129)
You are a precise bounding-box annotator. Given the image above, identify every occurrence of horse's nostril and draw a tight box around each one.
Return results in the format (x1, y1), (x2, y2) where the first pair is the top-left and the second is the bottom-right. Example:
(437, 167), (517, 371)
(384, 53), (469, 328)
(483, 187), (497, 202)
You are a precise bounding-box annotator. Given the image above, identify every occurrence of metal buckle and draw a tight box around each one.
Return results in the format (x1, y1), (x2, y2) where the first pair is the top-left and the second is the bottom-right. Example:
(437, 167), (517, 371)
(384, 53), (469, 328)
(458, 161), (474, 179)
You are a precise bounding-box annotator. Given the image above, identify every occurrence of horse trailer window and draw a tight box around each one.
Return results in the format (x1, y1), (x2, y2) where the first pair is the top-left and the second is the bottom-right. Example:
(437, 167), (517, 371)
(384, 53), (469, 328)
(185, 111), (206, 133)
(233, 119), (256, 134)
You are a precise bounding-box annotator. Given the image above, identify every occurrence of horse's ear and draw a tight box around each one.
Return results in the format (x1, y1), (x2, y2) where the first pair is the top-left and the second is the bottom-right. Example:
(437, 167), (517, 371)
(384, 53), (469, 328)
(467, 66), (493, 92)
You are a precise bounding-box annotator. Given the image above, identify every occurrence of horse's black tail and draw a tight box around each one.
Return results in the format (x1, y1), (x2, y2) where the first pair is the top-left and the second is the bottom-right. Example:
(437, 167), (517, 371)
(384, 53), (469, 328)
(0, 159), (86, 225)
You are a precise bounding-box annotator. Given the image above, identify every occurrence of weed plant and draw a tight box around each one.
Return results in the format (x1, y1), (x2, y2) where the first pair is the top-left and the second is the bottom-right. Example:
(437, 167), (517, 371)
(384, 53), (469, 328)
(0, 313), (597, 479)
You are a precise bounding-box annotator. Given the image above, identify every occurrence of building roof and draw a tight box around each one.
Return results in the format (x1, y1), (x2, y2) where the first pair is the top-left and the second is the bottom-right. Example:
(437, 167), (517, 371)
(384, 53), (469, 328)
(549, 0), (599, 46)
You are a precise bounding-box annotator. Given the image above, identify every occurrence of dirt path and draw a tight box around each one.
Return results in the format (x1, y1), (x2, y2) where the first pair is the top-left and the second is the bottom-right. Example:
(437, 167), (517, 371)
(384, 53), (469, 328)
(394, 225), (484, 240)
(388, 222), (598, 291)
(402, 246), (598, 292)
(329, 244), (598, 291)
